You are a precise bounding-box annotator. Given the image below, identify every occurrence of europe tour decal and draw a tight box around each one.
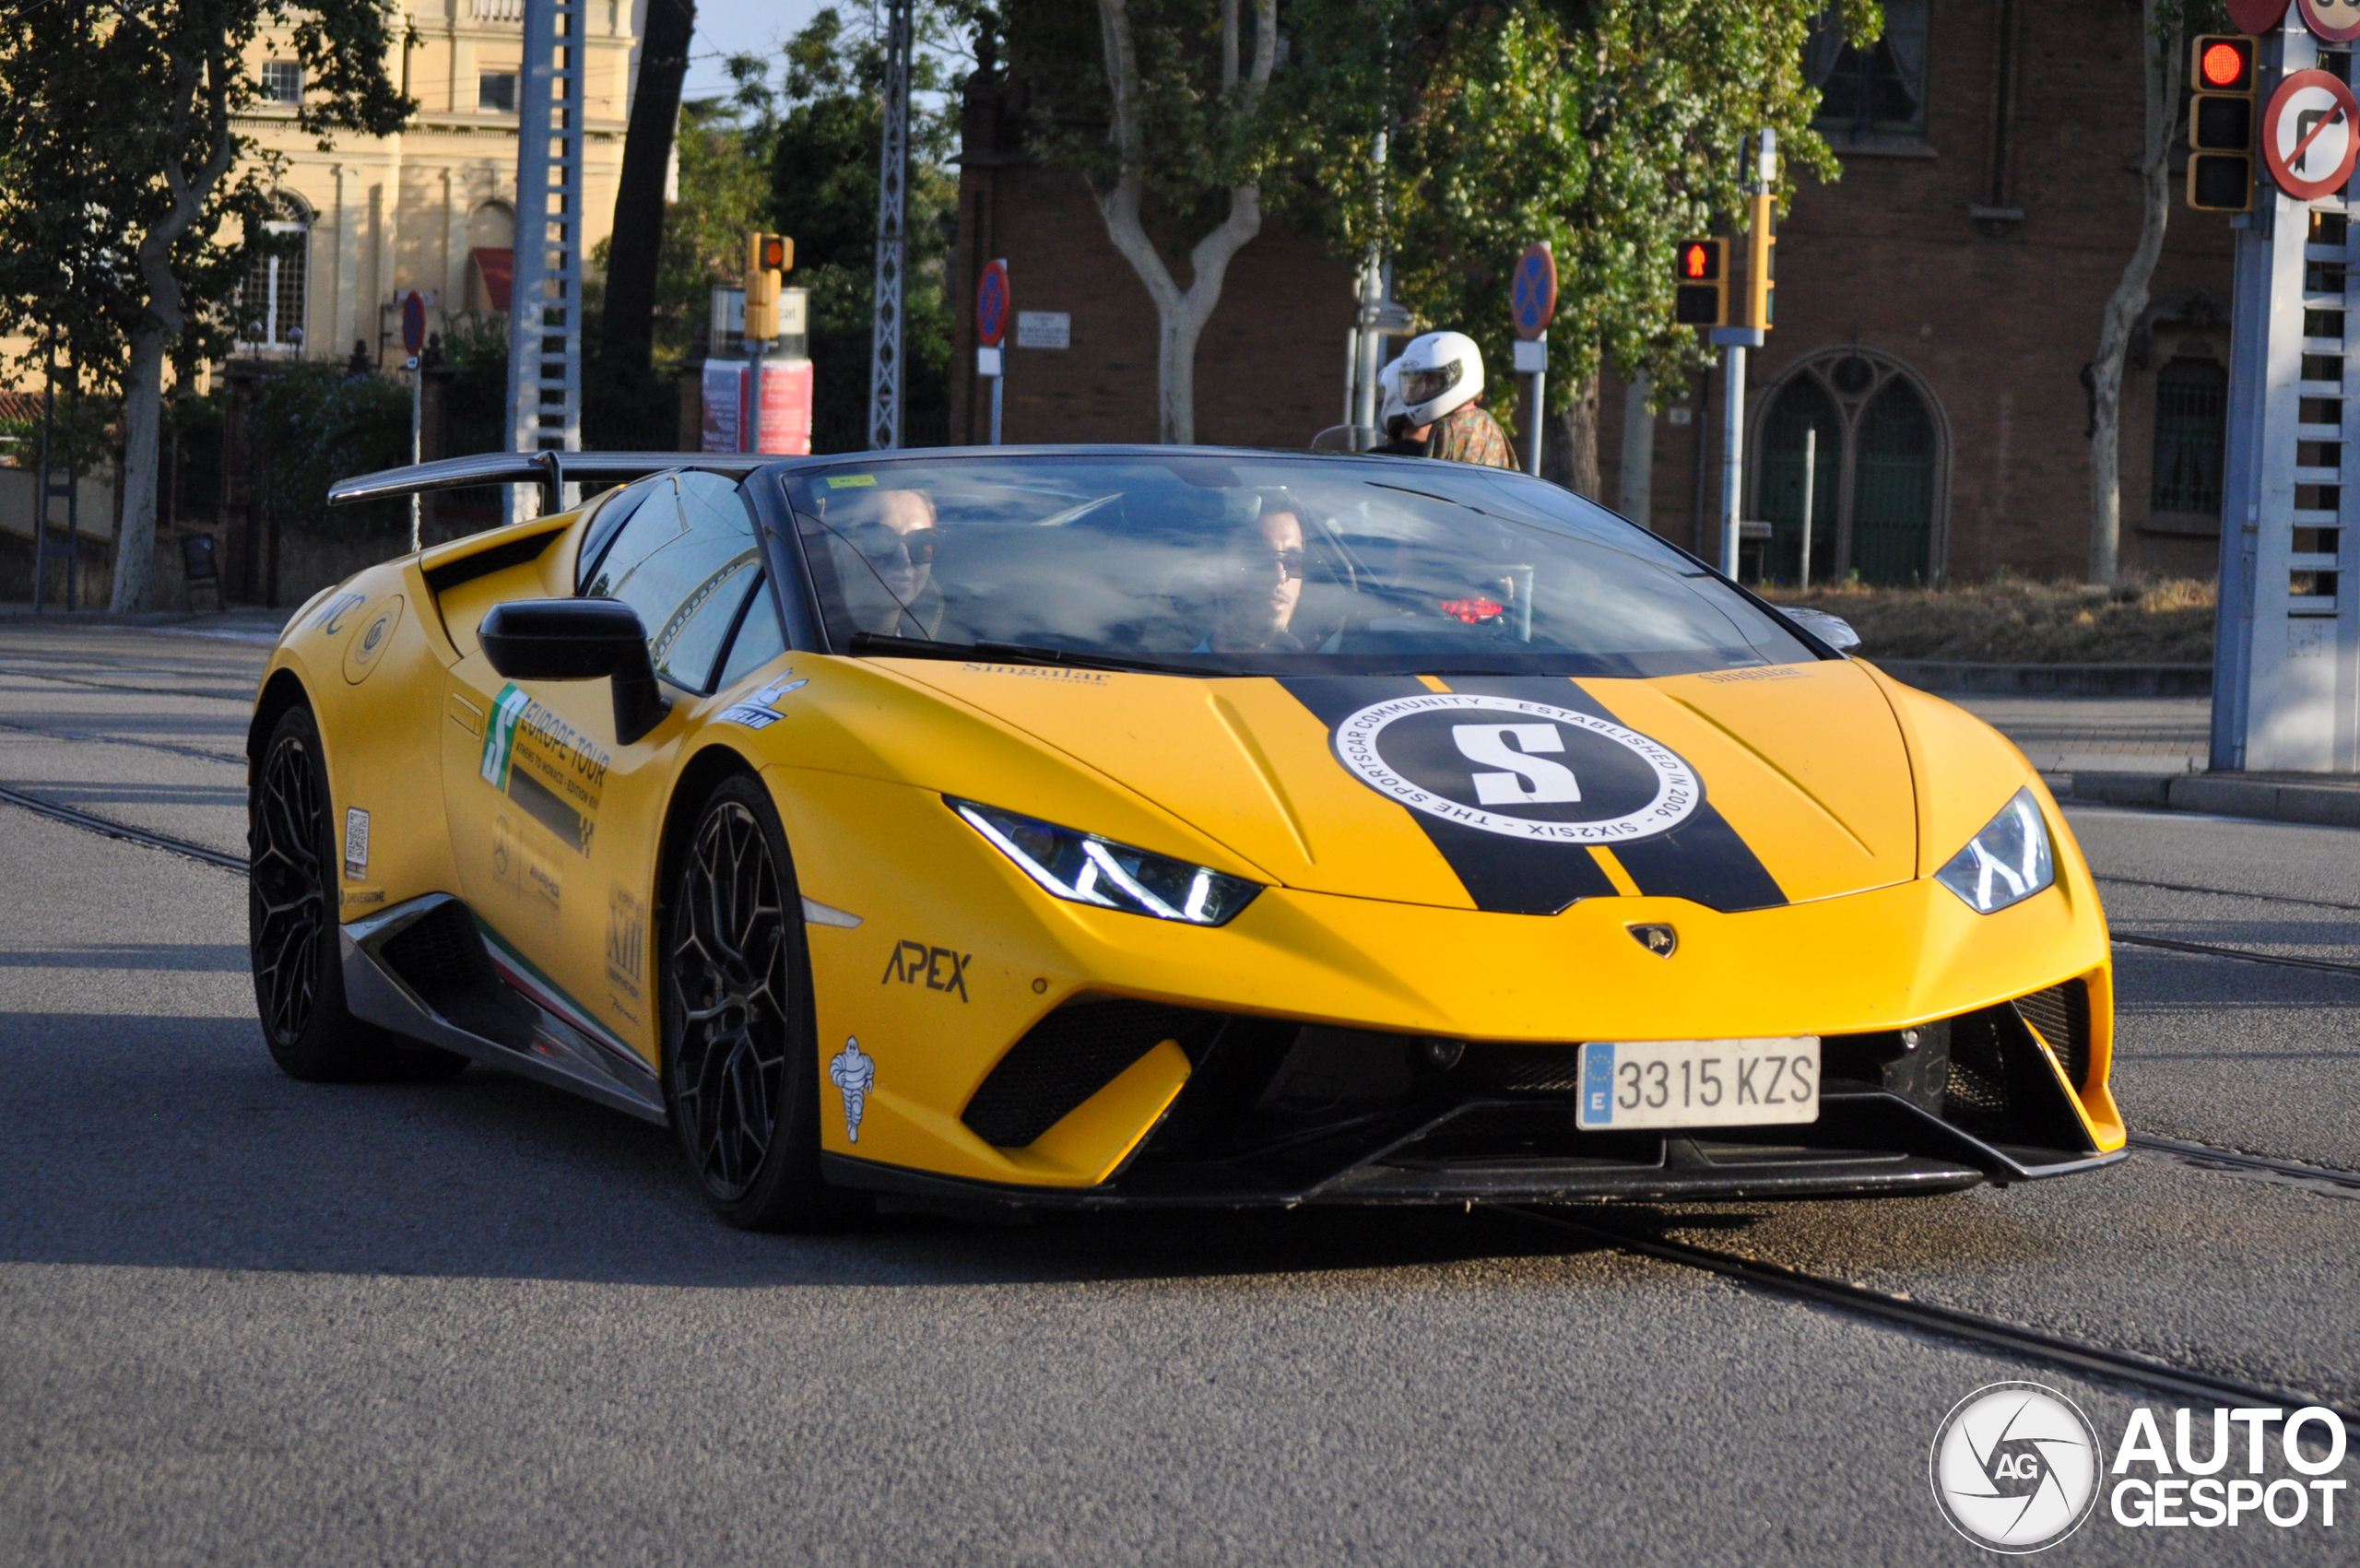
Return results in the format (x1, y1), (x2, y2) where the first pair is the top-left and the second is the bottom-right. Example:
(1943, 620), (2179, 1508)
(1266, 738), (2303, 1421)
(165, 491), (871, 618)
(480, 683), (610, 855)
(1282, 676), (1786, 916)
(1332, 691), (1701, 843)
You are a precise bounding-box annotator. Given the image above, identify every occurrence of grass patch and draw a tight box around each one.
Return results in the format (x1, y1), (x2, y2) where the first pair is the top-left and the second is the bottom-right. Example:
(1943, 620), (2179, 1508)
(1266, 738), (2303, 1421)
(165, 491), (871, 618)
(1760, 578), (2215, 665)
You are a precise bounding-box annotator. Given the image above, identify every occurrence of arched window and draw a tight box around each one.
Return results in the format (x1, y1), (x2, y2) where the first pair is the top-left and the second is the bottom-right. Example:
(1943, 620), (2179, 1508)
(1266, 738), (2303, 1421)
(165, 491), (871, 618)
(237, 195), (311, 352)
(2151, 356), (2228, 517)
(466, 200), (516, 313)
(1752, 352), (1946, 585)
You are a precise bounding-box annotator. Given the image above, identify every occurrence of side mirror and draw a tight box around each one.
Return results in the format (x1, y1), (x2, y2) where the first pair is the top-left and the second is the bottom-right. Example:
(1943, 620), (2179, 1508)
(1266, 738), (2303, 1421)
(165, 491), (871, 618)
(1778, 605), (1862, 652)
(479, 598), (672, 746)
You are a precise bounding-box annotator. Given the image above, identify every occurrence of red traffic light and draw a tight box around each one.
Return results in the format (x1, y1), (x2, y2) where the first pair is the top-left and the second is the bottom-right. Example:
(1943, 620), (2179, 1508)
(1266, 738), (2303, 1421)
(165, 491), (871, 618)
(756, 234), (791, 272)
(1677, 241), (1719, 280)
(2192, 34), (2255, 93)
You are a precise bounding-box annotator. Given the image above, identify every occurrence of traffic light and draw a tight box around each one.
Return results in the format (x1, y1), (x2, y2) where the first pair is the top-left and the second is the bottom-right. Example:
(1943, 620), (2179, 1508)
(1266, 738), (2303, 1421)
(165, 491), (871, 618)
(1672, 239), (1727, 327)
(744, 231), (793, 342)
(2188, 34), (2256, 214)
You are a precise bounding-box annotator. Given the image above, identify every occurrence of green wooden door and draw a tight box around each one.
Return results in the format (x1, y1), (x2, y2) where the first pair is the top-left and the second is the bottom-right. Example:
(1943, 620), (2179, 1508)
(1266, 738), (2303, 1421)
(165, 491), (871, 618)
(1758, 379), (1842, 585)
(1851, 381), (1935, 584)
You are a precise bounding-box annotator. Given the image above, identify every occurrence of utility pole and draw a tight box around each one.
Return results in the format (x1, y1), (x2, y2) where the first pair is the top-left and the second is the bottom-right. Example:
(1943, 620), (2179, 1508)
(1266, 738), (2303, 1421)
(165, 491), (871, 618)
(744, 233), (789, 454)
(506, 0), (585, 521)
(868, 0), (912, 452)
(1710, 128), (1776, 579)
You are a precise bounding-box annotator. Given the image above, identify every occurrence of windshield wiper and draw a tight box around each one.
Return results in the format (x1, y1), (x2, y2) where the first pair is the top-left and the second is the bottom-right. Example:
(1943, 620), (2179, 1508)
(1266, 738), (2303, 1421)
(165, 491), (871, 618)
(845, 631), (1210, 677)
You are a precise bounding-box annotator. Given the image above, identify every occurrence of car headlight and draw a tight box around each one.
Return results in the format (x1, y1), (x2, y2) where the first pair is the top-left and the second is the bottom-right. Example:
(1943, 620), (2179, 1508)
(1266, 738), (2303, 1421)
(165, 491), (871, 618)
(949, 798), (1263, 926)
(1935, 786), (2055, 914)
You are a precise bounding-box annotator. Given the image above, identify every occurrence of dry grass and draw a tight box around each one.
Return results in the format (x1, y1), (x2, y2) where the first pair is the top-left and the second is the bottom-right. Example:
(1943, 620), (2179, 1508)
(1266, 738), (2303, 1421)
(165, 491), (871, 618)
(1759, 577), (2215, 665)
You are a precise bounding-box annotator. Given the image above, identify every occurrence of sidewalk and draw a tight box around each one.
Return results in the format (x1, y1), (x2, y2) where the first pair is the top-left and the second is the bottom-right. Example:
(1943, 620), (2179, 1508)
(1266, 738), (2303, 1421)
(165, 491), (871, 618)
(2067, 769), (2360, 828)
(0, 604), (291, 645)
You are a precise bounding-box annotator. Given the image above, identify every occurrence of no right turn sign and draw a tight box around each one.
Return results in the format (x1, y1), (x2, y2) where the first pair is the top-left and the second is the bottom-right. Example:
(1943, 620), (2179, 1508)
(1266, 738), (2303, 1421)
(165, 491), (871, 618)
(2264, 68), (2360, 200)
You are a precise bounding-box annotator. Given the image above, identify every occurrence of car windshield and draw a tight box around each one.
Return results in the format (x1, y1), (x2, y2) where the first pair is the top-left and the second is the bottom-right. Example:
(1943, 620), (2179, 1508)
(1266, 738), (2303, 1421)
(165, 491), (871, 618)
(780, 453), (1818, 678)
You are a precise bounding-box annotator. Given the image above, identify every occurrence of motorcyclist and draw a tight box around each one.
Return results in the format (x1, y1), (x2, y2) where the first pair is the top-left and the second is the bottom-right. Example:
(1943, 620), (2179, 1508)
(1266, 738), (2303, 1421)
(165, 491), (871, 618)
(1376, 331), (1515, 469)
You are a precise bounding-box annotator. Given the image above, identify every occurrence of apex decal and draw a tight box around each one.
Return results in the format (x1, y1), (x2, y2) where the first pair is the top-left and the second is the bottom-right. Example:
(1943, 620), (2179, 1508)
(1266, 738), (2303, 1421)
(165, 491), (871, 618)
(881, 939), (971, 1001)
(1330, 692), (1702, 843)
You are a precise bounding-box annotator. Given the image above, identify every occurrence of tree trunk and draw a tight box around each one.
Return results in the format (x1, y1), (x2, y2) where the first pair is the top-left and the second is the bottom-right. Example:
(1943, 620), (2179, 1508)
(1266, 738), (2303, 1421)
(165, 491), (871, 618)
(2089, 0), (2179, 586)
(604, 0), (695, 378)
(1092, 0), (1273, 442)
(1543, 376), (1601, 496)
(111, 328), (168, 611)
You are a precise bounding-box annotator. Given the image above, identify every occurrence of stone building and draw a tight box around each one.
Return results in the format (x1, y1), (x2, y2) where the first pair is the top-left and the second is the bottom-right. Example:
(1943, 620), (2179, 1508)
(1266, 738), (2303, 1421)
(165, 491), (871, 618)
(950, 0), (2236, 583)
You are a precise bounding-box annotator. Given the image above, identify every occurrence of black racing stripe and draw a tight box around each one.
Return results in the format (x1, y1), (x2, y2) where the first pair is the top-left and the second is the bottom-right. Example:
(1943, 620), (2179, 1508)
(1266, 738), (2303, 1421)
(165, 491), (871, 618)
(1277, 677), (1619, 915)
(1442, 677), (1788, 914)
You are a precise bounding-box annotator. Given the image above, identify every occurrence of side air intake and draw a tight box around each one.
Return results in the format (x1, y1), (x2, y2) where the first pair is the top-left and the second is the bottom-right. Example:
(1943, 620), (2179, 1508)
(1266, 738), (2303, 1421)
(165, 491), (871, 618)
(962, 997), (1222, 1149)
(2011, 979), (2092, 1090)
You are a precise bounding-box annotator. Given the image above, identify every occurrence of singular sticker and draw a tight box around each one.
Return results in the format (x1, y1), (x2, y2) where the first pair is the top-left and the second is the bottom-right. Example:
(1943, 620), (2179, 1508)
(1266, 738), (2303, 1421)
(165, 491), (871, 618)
(958, 663), (1111, 684)
(343, 808), (371, 878)
(829, 1037), (876, 1143)
(605, 885), (645, 1011)
(478, 683), (610, 855)
(1696, 666), (1808, 684)
(312, 590), (367, 633)
(750, 674), (808, 705)
(826, 474), (878, 489)
(1330, 692), (1702, 844)
(880, 939), (971, 1001)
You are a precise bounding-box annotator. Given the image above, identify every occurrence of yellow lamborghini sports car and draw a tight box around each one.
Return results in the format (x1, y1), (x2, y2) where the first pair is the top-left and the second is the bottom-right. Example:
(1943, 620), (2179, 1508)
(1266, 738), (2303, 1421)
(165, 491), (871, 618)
(251, 446), (2124, 1229)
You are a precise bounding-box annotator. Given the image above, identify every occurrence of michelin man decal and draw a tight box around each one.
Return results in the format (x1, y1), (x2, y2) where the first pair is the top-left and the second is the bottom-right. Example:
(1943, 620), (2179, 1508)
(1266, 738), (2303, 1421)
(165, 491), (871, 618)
(829, 1036), (876, 1143)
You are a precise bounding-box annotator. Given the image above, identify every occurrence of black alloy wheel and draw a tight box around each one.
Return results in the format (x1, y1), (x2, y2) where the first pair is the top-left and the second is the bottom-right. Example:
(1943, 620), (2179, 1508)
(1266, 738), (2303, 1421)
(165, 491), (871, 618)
(663, 774), (836, 1229)
(248, 702), (465, 1082)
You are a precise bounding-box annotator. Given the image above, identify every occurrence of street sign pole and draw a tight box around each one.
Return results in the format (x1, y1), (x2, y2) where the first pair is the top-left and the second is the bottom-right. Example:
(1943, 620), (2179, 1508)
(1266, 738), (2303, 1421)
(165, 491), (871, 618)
(1711, 129), (1777, 579)
(2215, 11), (2360, 771)
(1509, 242), (1557, 477)
(402, 292), (426, 552)
(975, 258), (1009, 445)
(1800, 426), (1817, 590)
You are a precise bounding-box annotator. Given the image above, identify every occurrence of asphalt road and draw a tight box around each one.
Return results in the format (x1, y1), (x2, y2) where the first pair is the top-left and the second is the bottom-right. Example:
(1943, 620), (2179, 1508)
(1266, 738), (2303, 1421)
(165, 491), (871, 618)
(2, 618), (2354, 1565)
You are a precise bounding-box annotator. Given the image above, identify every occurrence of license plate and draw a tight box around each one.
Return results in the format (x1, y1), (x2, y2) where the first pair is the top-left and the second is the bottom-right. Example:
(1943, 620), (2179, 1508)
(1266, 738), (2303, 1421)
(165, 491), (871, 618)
(1577, 1038), (1821, 1129)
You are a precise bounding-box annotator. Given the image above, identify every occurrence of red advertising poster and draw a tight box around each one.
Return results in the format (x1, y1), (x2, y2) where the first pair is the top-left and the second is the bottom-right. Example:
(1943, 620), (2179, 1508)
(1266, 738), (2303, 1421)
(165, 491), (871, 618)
(702, 359), (815, 455)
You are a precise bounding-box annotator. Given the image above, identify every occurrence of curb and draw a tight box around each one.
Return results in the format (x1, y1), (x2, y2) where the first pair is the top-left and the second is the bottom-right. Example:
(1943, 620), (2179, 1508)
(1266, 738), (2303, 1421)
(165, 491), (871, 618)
(2068, 770), (2360, 828)
(1874, 660), (2212, 697)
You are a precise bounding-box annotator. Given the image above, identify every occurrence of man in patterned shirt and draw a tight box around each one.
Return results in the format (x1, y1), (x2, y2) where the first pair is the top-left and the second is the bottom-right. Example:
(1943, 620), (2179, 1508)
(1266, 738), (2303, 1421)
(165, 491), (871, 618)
(1379, 331), (1516, 468)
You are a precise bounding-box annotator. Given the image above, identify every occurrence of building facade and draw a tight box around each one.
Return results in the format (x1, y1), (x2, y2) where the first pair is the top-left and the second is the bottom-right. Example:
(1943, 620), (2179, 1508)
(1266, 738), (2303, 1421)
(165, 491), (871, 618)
(950, 0), (2238, 583)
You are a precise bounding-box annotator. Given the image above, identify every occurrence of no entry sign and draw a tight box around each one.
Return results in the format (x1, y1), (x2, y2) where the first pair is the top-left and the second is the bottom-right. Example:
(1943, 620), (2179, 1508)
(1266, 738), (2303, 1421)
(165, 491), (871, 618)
(1511, 242), (1557, 341)
(2264, 69), (2360, 200)
(2231, 0), (2290, 33)
(976, 259), (1009, 349)
(401, 291), (427, 355)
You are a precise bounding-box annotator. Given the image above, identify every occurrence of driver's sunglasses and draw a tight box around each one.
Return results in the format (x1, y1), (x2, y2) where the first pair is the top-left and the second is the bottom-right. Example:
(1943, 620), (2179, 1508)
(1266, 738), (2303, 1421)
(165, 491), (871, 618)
(1229, 548), (1308, 582)
(844, 522), (938, 567)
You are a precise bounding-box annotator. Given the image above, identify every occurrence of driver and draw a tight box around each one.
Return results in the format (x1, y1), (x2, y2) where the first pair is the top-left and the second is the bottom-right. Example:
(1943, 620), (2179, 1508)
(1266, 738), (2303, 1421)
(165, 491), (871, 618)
(829, 488), (944, 637)
(1200, 493), (1308, 654)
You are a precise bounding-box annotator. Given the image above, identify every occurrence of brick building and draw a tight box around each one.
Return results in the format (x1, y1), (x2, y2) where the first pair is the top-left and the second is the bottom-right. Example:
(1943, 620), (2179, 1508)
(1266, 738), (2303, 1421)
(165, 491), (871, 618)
(950, 0), (2236, 584)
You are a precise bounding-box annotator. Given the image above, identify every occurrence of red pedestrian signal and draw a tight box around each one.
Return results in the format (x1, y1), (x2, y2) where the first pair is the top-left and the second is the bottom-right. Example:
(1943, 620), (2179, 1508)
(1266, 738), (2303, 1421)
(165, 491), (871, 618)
(1672, 239), (1727, 326)
(2188, 35), (2258, 213)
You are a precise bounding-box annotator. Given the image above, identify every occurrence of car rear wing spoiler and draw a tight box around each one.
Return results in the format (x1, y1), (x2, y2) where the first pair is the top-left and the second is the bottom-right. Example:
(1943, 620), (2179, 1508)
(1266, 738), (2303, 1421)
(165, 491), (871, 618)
(325, 451), (775, 514)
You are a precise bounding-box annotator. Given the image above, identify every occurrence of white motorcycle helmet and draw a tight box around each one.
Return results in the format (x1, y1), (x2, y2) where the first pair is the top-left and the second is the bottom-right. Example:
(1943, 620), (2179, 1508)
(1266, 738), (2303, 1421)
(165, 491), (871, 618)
(1395, 331), (1485, 427)
(1378, 356), (1409, 431)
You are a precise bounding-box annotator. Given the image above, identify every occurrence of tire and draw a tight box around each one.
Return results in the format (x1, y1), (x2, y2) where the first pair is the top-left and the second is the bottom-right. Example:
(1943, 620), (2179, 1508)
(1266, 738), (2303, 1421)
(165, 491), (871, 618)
(248, 702), (467, 1083)
(661, 772), (844, 1230)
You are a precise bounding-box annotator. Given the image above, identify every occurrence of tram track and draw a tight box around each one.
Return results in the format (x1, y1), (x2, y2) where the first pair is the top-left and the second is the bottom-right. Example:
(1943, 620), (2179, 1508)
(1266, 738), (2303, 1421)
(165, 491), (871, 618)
(0, 716), (244, 767)
(1503, 1206), (2360, 1442)
(0, 784), (247, 874)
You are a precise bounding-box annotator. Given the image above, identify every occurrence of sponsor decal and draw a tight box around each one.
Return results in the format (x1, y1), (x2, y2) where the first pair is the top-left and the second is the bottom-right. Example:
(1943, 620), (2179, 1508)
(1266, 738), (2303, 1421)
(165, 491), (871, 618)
(1931, 1384), (2102, 1552)
(341, 888), (386, 908)
(829, 1036), (876, 1142)
(606, 884), (645, 1005)
(881, 939), (971, 1001)
(343, 808), (371, 878)
(958, 663), (1112, 684)
(342, 596), (403, 683)
(1331, 691), (1701, 844)
(478, 682), (609, 855)
(1627, 922), (1677, 958)
(1280, 677), (1787, 916)
(718, 673), (808, 729)
(311, 590), (367, 634)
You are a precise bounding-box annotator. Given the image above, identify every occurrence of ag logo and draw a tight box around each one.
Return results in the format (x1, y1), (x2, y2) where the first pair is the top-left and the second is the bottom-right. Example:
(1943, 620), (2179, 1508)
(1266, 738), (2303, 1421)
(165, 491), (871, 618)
(1331, 693), (1701, 843)
(1929, 1382), (2102, 1553)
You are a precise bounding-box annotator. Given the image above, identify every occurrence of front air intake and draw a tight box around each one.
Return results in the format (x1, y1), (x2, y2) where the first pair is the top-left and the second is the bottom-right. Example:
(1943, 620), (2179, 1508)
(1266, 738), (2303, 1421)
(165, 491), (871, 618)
(2011, 979), (2092, 1089)
(961, 997), (1222, 1149)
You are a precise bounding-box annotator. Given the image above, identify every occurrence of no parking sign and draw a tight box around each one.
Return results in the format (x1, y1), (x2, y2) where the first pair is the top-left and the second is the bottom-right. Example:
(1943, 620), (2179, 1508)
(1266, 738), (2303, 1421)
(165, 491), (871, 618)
(976, 260), (1009, 350)
(1510, 242), (1557, 341)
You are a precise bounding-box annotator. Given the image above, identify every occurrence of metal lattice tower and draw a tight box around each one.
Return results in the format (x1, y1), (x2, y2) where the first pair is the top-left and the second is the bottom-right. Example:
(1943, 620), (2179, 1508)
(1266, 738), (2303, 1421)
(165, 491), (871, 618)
(867, 0), (911, 452)
(506, 0), (585, 520)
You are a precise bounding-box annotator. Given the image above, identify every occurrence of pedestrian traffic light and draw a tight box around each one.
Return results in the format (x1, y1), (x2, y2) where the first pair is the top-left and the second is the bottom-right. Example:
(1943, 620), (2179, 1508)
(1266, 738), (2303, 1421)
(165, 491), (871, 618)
(744, 231), (793, 342)
(1672, 239), (1727, 327)
(2188, 34), (2257, 213)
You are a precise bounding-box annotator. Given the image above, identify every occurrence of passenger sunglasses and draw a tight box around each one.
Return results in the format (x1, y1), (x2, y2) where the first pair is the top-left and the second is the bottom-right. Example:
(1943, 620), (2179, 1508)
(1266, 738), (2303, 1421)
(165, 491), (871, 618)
(1229, 548), (1308, 582)
(844, 522), (938, 567)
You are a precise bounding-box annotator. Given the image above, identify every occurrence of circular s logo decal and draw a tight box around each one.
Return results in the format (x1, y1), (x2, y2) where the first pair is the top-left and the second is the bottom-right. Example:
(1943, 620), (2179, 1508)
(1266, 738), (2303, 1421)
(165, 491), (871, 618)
(1331, 693), (1700, 843)
(1929, 1383), (2102, 1553)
